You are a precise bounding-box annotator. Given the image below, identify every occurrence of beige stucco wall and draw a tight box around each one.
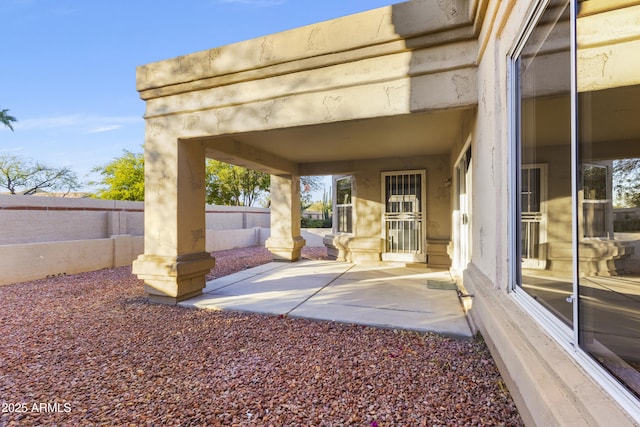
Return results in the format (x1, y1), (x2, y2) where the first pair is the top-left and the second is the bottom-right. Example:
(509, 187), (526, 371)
(352, 155), (451, 239)
(0, 238), (142, 286)
(205, 206), (269, 230)
(0, 195), (269, 244)
(323, 154), (452, 264)
(0, 195), (143, 245)
(325, 155), (451, 264)
(0, 195), (271, 286)
(0, 228), (268, 287)
(206, 227), (270, 252)
(466, 0), (640, 425)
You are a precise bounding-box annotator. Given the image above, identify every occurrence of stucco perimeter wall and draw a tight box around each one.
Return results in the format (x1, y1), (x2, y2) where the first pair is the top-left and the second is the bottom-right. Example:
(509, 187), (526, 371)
(0, 195), (144, 245)
(0, 195), (270, 286)
(0, 238), (144, 286)
(205, 205), (270, 230)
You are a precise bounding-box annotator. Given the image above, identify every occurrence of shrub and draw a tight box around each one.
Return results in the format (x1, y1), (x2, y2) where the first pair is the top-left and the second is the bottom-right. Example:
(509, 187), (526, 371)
(301, 217), (333, 228)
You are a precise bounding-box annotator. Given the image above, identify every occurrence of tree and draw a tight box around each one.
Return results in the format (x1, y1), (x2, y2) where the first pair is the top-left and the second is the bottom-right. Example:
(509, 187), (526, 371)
(613, 158), (640, 207)
(90, 152), (270, 204)
(205, 160), (270, 206)
(1, 108), (17, 131)
(0, 154), (80, 195)
(91, 150), (145, 201)
(89, 150), (320, 208)
(300, 176), (323, 211)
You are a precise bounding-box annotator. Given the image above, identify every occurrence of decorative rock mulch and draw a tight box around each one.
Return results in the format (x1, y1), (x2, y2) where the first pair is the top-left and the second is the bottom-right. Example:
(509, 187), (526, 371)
(0, 246), (523, 426)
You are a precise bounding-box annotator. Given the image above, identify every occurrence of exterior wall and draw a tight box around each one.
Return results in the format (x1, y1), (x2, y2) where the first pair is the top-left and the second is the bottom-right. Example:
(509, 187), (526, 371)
(466, 0), (639, 425)
(0, 195), (270, 286)
(464, 265), (638, 427)
(324, 155), (451, 264)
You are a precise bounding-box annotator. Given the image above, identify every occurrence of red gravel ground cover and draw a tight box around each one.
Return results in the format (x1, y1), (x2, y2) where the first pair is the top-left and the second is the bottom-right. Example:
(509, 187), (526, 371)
(1, 246), (523, 426)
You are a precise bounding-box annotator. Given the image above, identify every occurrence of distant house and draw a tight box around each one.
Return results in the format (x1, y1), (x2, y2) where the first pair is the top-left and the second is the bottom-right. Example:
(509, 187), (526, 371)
(301, 210), (323, 220)
(132, 1), (640, 425)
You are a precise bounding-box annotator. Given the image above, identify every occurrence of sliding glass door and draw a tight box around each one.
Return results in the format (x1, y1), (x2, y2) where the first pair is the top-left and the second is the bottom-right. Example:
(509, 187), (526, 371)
(513, 0), (640, 401)
(576, 0), (640, 398)
(514, 0), (574, 327)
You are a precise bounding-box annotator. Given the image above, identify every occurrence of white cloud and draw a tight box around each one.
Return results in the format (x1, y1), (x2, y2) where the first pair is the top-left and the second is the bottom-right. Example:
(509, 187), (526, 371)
(17, 115), (83, 130)
(16, 114), (141, 132)
(217, 0), (285, 6)
(89, 125), (122, 134)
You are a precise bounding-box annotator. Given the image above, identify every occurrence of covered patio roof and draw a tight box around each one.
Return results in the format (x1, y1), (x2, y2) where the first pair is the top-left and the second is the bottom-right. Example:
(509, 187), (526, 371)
(200, 109), (472, 176)
(136, 0), (480, 175)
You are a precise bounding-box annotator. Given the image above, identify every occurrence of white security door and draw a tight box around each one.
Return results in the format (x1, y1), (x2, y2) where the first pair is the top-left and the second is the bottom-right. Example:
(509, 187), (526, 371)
(521, 164), (547, 269)
(382, 170), (427, 263)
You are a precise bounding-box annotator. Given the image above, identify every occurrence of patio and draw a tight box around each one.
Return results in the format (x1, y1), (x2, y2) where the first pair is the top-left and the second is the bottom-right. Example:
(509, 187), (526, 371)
(180, 260), (473, 338)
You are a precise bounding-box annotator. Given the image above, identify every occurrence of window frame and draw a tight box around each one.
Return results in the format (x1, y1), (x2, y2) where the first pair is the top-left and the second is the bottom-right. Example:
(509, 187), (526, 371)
(508, 0), (576, 343)
(508, 0), (640, 417)
(581, 163), (612, 239)
(334, 175), (353, 234)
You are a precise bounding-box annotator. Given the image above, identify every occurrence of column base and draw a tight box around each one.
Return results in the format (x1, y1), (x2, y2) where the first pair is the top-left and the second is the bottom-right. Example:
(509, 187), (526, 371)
(265, 236), (306, 261)
(324, 234), (382, 263)
(426, 239), (452, 268)
(132, 252), (215, 304)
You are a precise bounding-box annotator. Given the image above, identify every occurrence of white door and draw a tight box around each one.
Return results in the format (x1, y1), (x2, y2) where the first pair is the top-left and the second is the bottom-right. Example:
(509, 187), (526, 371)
(453, 148), (472, 273)
(382, 170), (427, 263)
(521, 164), (547, 269)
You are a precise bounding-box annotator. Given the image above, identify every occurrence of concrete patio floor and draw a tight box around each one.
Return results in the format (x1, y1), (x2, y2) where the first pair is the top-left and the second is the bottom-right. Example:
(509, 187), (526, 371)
(179, 260), (473, 338)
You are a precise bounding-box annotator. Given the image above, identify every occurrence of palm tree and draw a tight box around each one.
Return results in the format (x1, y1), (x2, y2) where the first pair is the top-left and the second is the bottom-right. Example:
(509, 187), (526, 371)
(1, 108), (17, 131)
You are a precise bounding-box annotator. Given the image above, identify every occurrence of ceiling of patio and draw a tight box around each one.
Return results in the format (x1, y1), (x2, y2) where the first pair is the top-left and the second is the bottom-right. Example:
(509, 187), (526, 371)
(203, 108), (469, 175)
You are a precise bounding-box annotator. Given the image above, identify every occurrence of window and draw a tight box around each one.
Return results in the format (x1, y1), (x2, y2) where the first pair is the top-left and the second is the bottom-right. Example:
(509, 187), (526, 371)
(577, 0), (640, 398)
(520, 165), (547, 269)
(335, 176), (352, 233)
(512, 0), (640, 402)
(582, 164), (610, 238)
(513, 0), (574, 327)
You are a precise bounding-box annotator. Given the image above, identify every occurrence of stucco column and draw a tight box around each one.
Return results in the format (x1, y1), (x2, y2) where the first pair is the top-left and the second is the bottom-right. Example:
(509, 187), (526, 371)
(132, 129), (215, 304)
(265, 174), (306, 261)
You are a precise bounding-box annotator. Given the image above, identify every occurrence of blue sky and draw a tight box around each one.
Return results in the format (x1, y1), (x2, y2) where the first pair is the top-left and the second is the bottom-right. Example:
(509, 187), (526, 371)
(1, 0), (398, 197)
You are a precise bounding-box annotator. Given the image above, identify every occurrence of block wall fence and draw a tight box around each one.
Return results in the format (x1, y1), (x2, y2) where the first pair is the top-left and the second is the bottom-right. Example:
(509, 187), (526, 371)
(0, 195), (270, 286)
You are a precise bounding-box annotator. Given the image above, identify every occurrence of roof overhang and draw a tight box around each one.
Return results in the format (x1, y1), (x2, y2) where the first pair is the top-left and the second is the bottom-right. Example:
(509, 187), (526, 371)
(137, 0), (481, 174)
